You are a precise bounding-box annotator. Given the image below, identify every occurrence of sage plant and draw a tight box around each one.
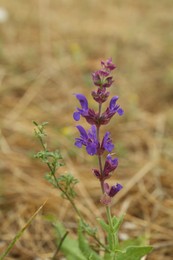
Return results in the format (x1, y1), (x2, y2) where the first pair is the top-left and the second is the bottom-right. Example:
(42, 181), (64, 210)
(33, 58), (152, 260)
(73, 58), (123, 207)
(73, 58), (152, 259)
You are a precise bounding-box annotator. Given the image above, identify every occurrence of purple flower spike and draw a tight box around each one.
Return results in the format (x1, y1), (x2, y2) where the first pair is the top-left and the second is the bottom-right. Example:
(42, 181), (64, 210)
(75, 125), (99, 156)
(73, 94), (89, 121)
(103, 154), (118, 179)
(73, 58), (124, 205)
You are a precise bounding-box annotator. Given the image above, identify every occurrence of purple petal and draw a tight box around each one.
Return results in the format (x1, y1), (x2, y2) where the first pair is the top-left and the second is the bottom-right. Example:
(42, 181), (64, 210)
(74, 139), (83, 148)
(88, 125), (97, 141)
(109, 183), (123, 197)
(103, 155), (118, 177)
(93, 169), (100, 178)
(106, 58), (116, 70)
(75, 94), (88, 110)
(101, 58), (116, 71)
(117, 108), (124, 116)
(102, 132), (114, 152)
(76, 125), (88, 140)
(99, 70), (109, 77)
(103, 182), (110, 194)
(109, 96), (119, 110)
(106, 142), (114, 152)
(107, 154), (118, 166)
(73, 111), (80, 121)
(86, 142), (97, 155)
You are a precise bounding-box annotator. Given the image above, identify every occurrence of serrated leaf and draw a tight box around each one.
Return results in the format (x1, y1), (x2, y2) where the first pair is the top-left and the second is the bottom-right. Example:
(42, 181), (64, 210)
(116, 246), (153, 260)
(78, 223), (102, 260)
(112, 214), (124, 233)
(81, 222), (97, 237)
(97, 218), (110, 233)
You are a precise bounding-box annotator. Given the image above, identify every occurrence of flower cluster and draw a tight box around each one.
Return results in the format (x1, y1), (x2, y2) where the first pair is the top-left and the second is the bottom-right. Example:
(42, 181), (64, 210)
(73, 58), (123, 204)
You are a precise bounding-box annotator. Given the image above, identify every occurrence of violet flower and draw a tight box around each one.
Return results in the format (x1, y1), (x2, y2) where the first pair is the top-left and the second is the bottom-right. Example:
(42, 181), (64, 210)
(92, 70), (114, 88)
(109, 96), (124, 116)
(101, 58), (116, 71)
(73, 94), (98, 125)
(75, 125), (115, 156)
(100, 132), (114, 154)
(73, 94), (89, 121)
(103, 154), (118, 178)
(93, 154), (118, 180)
(104, 182), (123, 197)
(75, 125), (99, 156)
(73, 94), (123, 127)
(100, 183), (123, 205)
(100, 96), (124, 125)
(92, 58), (116, 88)
(91, 88), (110, 104)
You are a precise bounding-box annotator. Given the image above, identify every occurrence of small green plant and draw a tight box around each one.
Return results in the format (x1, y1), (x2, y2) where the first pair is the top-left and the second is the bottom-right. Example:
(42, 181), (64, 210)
(33, 59), (152, 259)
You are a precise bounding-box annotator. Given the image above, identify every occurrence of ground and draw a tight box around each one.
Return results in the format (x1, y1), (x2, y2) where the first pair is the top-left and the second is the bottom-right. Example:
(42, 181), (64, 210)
(0, 0), (173, 259)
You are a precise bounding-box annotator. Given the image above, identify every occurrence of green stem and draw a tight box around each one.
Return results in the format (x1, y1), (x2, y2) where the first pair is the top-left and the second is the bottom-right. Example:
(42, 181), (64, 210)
(52, 171), (82, 219)
(52, 231), (69, 260)
(106, 206), (115, 248)
(35, 123), (107, 252)
(34, 123), (109, 253)
(96, 104), (117, 258)
(93, 235), (111, 253)
(37, 129), (82, 219)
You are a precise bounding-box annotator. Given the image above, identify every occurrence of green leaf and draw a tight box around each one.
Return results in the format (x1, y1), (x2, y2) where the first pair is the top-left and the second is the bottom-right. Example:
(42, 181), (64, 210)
(78, 222), (102, 260)
(116, 246), (153, 260)
(53, 220), (87, 260)
(112, 215), (124, 233)
(97, 218), (110, 233)
(104, 251), (117, 260)
(56, 173), (79, 199)
(44, 173), (57, 187)
(61, 238), (86, 260)
(119, 236), (148, 250)
(80, 220), (97, 237)
(0, 202), (47, 260)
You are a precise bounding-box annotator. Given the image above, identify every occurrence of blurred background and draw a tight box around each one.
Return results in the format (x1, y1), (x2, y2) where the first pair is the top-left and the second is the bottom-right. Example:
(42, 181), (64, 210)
(0, 0), (173, 259)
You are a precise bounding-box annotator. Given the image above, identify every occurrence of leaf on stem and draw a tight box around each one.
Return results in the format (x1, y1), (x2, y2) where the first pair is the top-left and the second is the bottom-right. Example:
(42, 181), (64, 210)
(97, 218), (110, 233)
(116, 245), (153, 260)
(0, 201), (47, 260)
(78, 221), (102, 260)
(112, 214), (124, 233)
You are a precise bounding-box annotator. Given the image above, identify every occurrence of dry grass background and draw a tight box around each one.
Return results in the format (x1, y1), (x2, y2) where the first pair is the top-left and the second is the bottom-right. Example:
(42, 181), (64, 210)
(0, 0), (173, 259)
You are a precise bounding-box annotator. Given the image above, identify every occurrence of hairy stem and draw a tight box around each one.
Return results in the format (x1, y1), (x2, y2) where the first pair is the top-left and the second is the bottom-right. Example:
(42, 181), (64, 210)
(37, 129), (82, 219)
(96, 103), (116, 257)
(35, 124), (108, 252)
